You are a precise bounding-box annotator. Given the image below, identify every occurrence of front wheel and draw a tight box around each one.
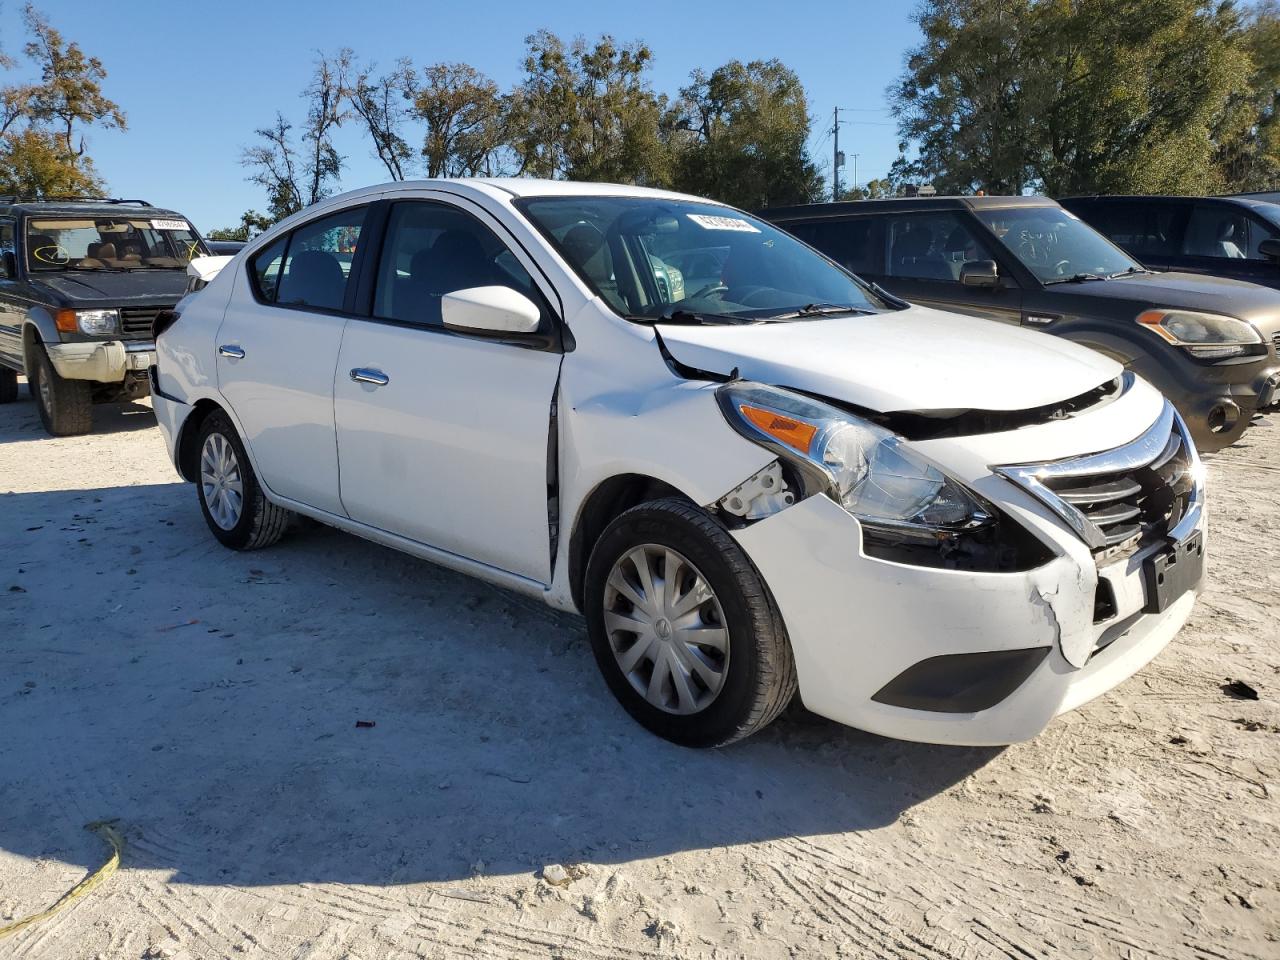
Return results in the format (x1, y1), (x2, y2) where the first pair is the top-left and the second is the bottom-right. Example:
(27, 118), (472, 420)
(584, 498), (797, 747)
(196, 411), (291, 550)
(31, 347), (92, 435)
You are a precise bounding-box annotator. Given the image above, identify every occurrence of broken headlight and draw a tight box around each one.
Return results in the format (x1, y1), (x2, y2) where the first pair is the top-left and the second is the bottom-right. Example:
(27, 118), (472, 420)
(716, 382), (1052, 571)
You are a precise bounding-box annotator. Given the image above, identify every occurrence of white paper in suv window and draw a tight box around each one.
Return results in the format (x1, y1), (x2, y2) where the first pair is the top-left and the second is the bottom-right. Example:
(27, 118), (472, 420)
(687, 214), (760, 233)
(151, 218), (190, 231)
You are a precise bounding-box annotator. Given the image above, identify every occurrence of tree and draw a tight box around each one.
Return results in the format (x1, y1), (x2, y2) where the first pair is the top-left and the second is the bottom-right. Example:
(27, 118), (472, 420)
(206, 210), (274, 242)
(1216, 1), (1280, 190)
(667, 59), (823, 209)
(301, 53), (346, 204)
(508, 31), (668, 184)
(338, 50), (415, 181)
(0, 127), (102, 196)
(415, 62), (507, 177)
(241, 113), (303, 222)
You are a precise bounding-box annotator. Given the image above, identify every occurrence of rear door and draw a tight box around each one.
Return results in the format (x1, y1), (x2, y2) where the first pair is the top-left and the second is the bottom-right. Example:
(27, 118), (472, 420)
(215, 204), (368, 517)
(333, 195), (563, 584)
(862, 210), (1024, 324)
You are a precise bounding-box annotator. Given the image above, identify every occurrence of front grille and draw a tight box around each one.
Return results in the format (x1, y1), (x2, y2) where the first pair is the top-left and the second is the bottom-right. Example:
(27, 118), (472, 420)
(1040, 426), (1194, 556)
(1272, 331), (1280, 357)
(119, 305), (172, 338)
(996, 401), (1201, 561)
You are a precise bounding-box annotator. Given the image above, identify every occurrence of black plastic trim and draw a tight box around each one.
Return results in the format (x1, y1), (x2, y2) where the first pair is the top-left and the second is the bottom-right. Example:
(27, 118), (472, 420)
(871, 647), (1052, 713)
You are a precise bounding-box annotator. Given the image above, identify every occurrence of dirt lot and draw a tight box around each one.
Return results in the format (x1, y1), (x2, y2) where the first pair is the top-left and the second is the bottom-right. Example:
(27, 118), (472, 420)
(0, 382), (1277, 960)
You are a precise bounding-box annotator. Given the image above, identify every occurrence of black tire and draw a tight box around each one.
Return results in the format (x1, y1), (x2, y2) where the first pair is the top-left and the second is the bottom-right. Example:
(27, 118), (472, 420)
(0, 366), (17, 404)
(195, 410), (291, 550)
(584, 497), (797, 748)
(30, 346), (92, 435)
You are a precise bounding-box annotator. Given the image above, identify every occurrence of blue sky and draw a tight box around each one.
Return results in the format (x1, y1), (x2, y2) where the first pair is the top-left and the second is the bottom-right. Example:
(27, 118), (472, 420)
(15, 1), (919, 232)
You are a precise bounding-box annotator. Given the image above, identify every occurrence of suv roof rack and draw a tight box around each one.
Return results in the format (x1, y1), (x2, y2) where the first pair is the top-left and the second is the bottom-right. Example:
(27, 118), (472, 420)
(0, 196), (153, 206)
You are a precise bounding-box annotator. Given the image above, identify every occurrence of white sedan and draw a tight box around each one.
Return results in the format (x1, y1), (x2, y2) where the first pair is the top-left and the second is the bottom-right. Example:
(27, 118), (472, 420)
(151, 179), (1205, 747)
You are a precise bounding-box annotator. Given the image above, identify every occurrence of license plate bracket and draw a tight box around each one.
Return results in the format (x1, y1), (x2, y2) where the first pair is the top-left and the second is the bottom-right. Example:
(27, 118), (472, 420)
(1142, 529), (1204, 614)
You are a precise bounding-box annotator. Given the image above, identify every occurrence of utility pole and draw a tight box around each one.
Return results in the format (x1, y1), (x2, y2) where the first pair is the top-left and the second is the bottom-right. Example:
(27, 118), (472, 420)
(852, 153), (860, 197)
(832, 107), (842, 201)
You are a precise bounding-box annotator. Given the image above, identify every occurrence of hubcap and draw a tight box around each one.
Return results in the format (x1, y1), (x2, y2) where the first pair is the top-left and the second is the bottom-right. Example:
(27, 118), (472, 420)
(602, 544), (729, 715)
(200, 432), (245, 531)
(37, 367), (51, 411)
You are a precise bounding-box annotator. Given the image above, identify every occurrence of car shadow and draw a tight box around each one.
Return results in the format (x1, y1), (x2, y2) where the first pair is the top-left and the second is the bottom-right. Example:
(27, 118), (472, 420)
(0, 380), (155, 443)
(0, 481), (997, 888)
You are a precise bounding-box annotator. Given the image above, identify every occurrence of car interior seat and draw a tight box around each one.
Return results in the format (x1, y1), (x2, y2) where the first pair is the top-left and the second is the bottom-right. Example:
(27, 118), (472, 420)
(1216, 220), (1246, 259)
(279, 249), (345, 308)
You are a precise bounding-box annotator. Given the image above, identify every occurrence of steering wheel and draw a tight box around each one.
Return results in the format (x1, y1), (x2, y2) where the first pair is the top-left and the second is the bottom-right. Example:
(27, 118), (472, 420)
(33, 244), (69, 265)
(686, 282), (727, 300)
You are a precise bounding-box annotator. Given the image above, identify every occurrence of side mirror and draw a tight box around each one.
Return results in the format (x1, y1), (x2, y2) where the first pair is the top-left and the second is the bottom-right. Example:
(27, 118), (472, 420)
(1258, 238), (1280, 261)
(960, 259), (999, 288)
(0, 250), (15, 279)
(442, 285), (541, 336)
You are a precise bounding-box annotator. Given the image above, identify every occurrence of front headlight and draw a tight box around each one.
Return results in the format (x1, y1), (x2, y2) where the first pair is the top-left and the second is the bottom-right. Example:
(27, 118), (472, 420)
(53, 308), (120, 336)
(1137, 309), (1262, 360)
(716, 381), (990, 533)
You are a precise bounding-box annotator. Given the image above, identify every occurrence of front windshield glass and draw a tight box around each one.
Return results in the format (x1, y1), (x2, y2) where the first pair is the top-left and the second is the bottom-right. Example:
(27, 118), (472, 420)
(975, 206), (1142, 282)
(25, 217), (207, 272)
(519, 196), (889, 322)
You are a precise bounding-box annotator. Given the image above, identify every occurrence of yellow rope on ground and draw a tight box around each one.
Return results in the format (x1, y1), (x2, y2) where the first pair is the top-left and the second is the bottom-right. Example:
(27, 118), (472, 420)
(0, 821), (124, 939)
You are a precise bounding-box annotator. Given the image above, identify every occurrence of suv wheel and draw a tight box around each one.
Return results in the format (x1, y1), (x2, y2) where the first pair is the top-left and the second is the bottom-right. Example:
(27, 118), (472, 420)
(196, 411), (291, 550)
(0, 366), (18, 404)
(584, 498), (797, 747)
(31, 346), (92, 435)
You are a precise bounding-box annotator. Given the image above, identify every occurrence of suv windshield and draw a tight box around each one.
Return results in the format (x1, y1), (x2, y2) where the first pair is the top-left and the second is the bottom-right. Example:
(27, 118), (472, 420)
(519, 196), (889, 322)
(25, 216), (207, 272)
(975, 206), (1142, 283)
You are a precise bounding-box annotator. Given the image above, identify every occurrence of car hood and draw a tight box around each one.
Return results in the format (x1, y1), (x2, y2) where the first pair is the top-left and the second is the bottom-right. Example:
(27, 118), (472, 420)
(1063, 271), (1280, 332)
(32, 269), (189, 307)
(657, 306), (1122, 414)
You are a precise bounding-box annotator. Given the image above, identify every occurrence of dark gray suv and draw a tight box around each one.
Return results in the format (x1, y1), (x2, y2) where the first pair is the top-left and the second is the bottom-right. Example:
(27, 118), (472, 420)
(763, 195), (1280, 451)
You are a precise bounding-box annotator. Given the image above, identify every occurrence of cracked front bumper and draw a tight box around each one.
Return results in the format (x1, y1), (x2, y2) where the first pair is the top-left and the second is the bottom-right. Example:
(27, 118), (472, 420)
(733, 494), (1204, 746)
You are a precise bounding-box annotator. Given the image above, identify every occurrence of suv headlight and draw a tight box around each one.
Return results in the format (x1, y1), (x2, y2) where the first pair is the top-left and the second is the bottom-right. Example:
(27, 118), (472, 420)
(55, 308), (120, 336)
(1137, 309), (1262, 360)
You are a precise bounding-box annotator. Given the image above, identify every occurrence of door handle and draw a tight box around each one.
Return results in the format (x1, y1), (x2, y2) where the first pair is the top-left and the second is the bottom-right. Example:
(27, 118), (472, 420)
(349, 367), (389, 386)
(218, 344), (246, 359)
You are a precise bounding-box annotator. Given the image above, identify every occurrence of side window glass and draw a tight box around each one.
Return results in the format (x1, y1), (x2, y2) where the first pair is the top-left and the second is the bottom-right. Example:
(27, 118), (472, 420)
(249, 235), (287, 302)
(0, 221), (14, 277)
(276, 207), (366, 311)
(373, 201), (544, 329)
(886, 212), (993, 281)
(1183, 206), (1257, 260)
(788, 219), (878, 275)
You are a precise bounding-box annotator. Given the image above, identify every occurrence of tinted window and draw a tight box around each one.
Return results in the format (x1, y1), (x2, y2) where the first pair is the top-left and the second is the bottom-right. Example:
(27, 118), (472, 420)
(0, 220), (13, 276)
(249, 235), (287, 302)
(785, 218), (880, 275)
(1085, 202), (1183, 257)
(373, 201), (544, 329)
(885, 212), (994, 281)
(1183, 204), (1277, 260)
(275, 207), (366, 311)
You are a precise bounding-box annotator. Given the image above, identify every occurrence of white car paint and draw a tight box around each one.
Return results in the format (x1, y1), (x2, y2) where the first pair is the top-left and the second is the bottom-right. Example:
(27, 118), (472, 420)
(152, 178), (1205, 746)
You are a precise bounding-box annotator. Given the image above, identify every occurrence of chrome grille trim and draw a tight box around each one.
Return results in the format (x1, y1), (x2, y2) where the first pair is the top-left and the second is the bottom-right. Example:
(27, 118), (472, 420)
(995, 401), (1203, 552)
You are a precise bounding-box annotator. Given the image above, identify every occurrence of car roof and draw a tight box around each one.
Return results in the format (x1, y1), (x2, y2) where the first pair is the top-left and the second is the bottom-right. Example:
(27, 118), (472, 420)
(761, 194), (1060, 220)
(1061, 194), (1280, 212)
(0, 198), (187, 219)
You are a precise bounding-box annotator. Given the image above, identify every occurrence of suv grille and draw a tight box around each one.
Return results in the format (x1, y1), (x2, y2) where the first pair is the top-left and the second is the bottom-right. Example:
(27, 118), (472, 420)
(119, 305), (173, 338)
(1272, 331), (1280, 357)
(996, 401), (1201, 560)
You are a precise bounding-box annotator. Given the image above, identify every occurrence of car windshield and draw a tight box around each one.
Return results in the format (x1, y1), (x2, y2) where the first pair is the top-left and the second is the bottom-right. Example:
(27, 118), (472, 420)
(518, 196), (889, 323)
(975, 206), (1142, 283)
(25, 216), (207, 272)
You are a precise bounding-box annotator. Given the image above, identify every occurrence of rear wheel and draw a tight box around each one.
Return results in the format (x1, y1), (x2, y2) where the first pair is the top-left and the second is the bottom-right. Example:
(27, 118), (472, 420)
(31, 346), (92, 435)
(196, 411), (291, 550)
(0, 366), (17, 404)
(584, 498), (797, 747)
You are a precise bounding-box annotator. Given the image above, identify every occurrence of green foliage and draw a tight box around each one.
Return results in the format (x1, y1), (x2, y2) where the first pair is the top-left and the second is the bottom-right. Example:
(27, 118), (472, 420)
(666, 59), (823, 209)
(893, 0), (1256, 196)
(416, 62), (507, 177)
(0, 127), (102, 196)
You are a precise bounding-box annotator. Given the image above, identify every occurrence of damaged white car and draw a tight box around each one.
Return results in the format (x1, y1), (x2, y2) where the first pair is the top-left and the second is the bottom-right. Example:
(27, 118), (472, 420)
(150, 180), (1206, 747)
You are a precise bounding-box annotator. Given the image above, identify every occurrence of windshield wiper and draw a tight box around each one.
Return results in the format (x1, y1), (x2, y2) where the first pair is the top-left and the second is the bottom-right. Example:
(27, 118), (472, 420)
(1107, 266), (1152, 279)
(763, 302), (876, 321)
(629, 310), (747, 326)
(1045, 272), (1108, 285)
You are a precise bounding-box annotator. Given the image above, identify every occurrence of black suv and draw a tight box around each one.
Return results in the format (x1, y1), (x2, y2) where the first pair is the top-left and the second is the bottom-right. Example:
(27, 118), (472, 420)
(762, 195), (1280, 450)
(0, 197), (208, 435)
(1061, 194), (1280, 290)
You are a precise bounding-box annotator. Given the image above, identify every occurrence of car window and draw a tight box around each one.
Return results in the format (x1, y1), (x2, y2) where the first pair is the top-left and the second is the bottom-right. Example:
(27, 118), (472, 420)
(784, 218), (880, 275)
(1086, 202), (1183, 257)
(372, 201), (544, 329)
(0, 220), (13, 277)
(275, 207), (366, 311)
(22, 216), (205, 272)
(1183, 204), (1277, 260)
(976, 206), (1140, 282)
(885, 212), (994, 281)
(249, 235), (288, 302)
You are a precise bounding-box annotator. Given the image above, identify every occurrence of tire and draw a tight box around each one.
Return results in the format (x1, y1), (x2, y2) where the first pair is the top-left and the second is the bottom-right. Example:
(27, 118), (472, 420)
(30, 346), (92, 435)
(584, 497), (797, 747)
(195, 410), (291, 550)
(0, 366), (17, 404)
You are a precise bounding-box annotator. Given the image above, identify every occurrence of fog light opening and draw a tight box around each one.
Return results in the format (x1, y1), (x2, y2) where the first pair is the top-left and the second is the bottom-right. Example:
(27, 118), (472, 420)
(1206, 401), (1240, 434)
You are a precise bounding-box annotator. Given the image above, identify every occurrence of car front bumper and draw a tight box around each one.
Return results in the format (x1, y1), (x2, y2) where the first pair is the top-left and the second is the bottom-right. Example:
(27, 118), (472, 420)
(47, 340), (156, 383)
(733, 493), (1204, 745)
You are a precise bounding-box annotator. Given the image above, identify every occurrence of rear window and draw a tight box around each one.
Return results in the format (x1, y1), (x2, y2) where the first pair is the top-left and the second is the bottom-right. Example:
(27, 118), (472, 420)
(784, 218), (881, 275)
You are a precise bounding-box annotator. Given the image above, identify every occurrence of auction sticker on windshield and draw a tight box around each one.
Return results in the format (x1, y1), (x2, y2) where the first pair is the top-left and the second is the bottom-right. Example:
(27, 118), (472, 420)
(151, 219), (189, 231)
(687, 214), (760, 233)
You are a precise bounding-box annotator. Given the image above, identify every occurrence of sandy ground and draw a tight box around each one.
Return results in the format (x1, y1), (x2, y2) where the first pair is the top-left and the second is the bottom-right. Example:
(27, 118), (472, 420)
(0, 380), (1277, 960)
